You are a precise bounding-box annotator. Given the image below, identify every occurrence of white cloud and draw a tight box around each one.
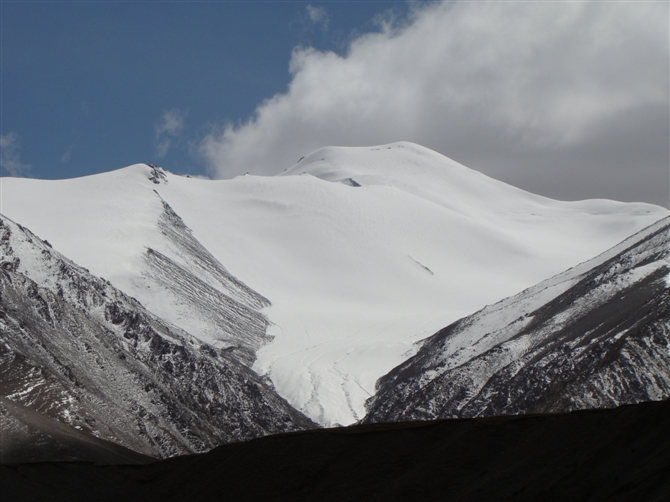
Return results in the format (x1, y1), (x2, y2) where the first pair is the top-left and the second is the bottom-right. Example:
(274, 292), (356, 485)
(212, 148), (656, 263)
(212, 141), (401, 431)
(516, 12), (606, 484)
(306, 4), (329, 30)
(156, 140), (171, 159)
(155, 109), (185, 158)
(60, 146), (73, 164)
(200, 1), (668, 205)
(0, 133), (31, 177)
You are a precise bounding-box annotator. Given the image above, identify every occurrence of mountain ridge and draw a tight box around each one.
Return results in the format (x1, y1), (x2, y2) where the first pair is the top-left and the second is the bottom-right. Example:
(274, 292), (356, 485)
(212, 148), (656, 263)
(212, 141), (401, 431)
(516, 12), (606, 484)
(0, 213), (316, 459)
(364, 216), (670, 422)
(2, 143), (667, 425)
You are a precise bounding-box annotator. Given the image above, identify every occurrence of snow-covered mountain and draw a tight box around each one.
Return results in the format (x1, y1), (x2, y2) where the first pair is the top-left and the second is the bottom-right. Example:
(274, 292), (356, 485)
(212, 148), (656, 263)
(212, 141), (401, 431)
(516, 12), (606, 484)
(364, 217), (670, 423)
(2, 142), (667, 426)
(0, 215), (315, 460)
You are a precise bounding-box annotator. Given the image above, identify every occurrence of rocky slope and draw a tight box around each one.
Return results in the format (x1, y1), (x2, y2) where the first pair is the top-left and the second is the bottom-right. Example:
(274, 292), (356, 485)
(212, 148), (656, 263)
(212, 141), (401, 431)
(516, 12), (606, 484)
(364, 216), (670, 422)
(0, 214), (316, 460)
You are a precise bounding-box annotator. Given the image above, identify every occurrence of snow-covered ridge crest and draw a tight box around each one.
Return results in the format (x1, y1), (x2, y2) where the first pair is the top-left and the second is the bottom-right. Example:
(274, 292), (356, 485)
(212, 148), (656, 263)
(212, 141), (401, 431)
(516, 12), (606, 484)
(3, 162), (275, 365)
(281, 142), (661, 221)
(1, 146), (668, 426)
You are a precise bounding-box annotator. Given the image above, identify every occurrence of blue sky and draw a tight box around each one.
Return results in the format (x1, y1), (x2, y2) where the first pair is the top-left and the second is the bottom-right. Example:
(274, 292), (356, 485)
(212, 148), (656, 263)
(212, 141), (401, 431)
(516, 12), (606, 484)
(2, 1), (409, 178)
(2, 1), (669, 207)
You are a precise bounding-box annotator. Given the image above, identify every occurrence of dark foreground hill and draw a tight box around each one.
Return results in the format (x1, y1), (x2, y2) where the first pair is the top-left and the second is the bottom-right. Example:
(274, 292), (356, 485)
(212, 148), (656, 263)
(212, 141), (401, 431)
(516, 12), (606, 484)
(3, 399), (669, 502)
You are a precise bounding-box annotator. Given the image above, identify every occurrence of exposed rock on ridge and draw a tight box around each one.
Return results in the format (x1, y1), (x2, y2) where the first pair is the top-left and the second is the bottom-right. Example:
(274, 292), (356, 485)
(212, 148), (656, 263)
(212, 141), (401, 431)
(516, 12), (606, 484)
(143, 194), (271, 365)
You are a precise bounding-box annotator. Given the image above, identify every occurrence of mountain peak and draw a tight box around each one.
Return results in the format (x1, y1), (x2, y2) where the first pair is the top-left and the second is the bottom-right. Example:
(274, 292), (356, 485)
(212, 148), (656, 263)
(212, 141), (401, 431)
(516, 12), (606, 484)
(282, 142), (472, 184)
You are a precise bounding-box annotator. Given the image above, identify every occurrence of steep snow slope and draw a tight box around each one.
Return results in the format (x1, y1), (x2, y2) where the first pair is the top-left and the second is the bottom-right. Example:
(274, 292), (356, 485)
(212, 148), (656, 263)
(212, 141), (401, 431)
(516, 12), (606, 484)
(1, 166), (271, 367)
(1, 143), (667, 425)
(364, 217), (670, 423)
(0, 215), (315, 459)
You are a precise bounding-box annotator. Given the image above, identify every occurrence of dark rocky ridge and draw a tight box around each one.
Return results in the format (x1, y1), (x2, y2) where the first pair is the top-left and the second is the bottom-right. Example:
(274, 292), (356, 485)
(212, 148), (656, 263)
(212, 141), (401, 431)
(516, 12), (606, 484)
(364, 217), (670, 423)
(0, 214), (316, 460)
(2, 399), (669, 501)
